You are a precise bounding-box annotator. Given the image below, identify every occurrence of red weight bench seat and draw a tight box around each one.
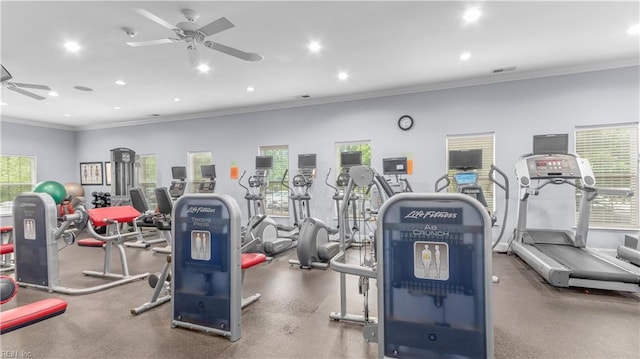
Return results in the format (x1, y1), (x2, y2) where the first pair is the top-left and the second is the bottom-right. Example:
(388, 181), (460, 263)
(0, 226), (14, 273)
(241, 253), (267, 269)
(0, 276), (68, 334)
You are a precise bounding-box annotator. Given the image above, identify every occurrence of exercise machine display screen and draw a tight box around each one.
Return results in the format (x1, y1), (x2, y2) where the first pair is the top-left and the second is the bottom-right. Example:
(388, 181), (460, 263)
(527, 155), (579, 179)
(449, 149), (482, 170)
(340, 151), (362, 168)
(172, 166), (187, 180)
(201, 165), (216, 179)
(454, 172), (478, 185)
(298, 154), (317, 169)
(255, 156), (273, 170)
(383, 157), (408, 175)
(533, 133), (568, 155)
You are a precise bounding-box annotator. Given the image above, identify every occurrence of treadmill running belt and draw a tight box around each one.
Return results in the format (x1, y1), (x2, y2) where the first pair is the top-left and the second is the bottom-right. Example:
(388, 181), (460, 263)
(535, 244), (639, 284)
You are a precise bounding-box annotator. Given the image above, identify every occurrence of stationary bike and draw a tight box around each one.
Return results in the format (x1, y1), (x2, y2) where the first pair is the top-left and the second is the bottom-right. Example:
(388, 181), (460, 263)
(238, 169), (296, 256)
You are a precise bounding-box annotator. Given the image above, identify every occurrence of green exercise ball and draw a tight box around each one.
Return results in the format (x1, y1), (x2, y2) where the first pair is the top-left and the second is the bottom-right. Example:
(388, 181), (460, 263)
(33, 181), (67, 205)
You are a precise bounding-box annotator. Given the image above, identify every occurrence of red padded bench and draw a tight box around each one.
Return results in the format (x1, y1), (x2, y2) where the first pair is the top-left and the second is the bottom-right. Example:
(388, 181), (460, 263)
(77, 238), (106, 247)
(0, 276), (68, 334)
(241, 253), (267, 269)
(0, 244), (13, 255)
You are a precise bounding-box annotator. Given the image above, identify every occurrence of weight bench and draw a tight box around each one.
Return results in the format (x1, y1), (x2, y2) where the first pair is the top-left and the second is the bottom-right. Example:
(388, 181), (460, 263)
(0, 276), (67, 334)
(81, 206), (150, 284)
(0, 226), (14, 273)
(240, 252), (267, 308)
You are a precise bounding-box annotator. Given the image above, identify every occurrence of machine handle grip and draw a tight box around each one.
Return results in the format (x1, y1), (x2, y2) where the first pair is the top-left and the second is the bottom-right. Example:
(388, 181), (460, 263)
(434, 174), (450, 192)
(489, 164), (509, 198)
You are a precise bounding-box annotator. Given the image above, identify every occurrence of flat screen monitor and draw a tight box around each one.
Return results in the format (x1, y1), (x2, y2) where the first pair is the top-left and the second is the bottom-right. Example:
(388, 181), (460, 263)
(341, 151), (362, 168)
(533, 134), (569, 155)
(201, 164), (216, 179)
(171, 166), (187, 180)
(383, 157), (408, 175)
(298, 153), (317, 169)
(449, 149), (482, 170)
(255, 156), (273, 170)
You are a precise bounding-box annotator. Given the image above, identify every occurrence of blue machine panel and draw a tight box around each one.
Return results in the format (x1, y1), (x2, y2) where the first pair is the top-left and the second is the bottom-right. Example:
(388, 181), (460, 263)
(379, 195), (491, 358)
(454, 172), (478, 185)
(14, 194), (51, 287)
(173, 197), (231, 330)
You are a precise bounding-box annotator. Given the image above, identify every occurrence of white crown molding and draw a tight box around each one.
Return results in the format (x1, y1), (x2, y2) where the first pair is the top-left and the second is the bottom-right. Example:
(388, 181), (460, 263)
(0, 115), (76, 131)
(13, 59), (640, 132)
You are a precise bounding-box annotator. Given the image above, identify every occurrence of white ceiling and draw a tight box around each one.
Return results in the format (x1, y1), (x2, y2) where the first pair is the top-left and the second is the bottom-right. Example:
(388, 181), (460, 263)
(1, 1), (638, 130)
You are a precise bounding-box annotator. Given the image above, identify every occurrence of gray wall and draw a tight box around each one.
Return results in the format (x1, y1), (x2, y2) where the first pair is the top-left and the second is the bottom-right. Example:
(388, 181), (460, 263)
(2, 66), (639, 249)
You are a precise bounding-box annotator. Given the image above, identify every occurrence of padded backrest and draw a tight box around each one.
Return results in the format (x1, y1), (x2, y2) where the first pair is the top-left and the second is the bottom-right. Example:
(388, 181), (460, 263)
(155, 187), (173, 215)
(129, 188), (149, 213)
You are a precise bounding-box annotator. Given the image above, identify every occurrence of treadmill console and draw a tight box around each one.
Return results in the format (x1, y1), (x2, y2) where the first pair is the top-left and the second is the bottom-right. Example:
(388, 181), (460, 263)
(516, 154), (595, 187)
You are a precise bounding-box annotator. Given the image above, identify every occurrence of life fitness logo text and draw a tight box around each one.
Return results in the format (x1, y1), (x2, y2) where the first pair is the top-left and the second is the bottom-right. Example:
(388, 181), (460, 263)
(186, 206), (216, 214)
(401, 207), (462, 224)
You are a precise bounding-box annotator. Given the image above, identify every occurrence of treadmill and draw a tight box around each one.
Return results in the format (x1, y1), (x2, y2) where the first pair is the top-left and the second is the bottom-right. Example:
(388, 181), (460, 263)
(510, 134), (639, 292)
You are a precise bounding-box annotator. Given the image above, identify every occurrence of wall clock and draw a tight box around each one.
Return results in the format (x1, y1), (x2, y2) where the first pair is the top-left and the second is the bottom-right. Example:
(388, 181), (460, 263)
(398, 115), (414, 131)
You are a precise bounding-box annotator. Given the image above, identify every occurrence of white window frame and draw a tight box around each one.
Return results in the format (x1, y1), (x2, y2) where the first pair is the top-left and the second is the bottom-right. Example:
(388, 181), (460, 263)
(259, 145), (289, 217)
(137, 154), (157, 208)
(574, 123), (639, 229)
(0, 154), (37, 216)
(187, 151), (213, 193)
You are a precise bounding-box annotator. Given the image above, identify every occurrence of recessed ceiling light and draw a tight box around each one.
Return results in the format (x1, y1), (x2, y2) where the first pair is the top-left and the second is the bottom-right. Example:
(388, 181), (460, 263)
(197, 63), (210, 73)
(337, 71), (349, 81)
(64, 114), (71, 117)
(308, 41), (322, 53)
(48, 91), (59, 97)
(628, 23), (640, 35)
(173, 98), (181, 102)
(1, 102), (7, 106)
(463, 7), (482, 23)
(113, 106), (121, 110)
(460, 52), (471, 61)
(115, 80), (126, 86)
(246, 86), (255, 92)
(64, 41), (81, 53)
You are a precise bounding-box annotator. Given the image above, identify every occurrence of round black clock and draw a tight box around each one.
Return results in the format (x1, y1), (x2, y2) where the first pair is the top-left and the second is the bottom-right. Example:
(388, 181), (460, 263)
(398, 115), (414, 131)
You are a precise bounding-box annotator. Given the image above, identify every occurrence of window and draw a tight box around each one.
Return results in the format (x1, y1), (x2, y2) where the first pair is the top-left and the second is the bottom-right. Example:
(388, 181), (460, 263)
(260, 145), (289, 216)
(187, 151), (212, 193)
(0, 155), (36, 203)
(575, 124), (639, 229)
(334, 140), (372, 218)
(138, 154), (157, 208)
(445, 133), (495, 210)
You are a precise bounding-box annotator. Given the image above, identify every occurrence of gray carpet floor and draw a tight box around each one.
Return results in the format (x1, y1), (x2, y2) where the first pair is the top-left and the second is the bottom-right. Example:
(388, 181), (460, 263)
(1, 235), (639, 359)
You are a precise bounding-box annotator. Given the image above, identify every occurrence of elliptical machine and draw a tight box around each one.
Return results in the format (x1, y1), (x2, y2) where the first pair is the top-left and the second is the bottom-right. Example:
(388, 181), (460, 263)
(435, 149), (509, 251)
(238, 156), (296, 256)
(288, 156), (341, 269)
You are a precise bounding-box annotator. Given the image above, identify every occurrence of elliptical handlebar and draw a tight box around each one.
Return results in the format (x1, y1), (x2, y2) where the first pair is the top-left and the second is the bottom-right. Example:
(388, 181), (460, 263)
(434, 174), (450, 192)
(325, 168), (339, 195)
(281, 169), (292, 195)
(489, 164), (509, 198)
(238, 170), (249, 194)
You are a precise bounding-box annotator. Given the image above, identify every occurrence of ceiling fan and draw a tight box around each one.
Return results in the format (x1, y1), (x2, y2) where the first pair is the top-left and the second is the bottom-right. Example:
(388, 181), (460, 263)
(1, 65), (51, 100)
(126, 8), (263, 68)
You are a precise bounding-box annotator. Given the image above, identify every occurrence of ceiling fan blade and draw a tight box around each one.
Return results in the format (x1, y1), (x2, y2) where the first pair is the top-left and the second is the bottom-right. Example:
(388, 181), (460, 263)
(11, 82), (51, 90)
(135, 8), (177, 30)
(1, 65), (12, 82)
(9, 87), (46, 100)
(204, 41), (264, 62)
(127, 38), (177, 47)
(197, 17), (234, 37)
